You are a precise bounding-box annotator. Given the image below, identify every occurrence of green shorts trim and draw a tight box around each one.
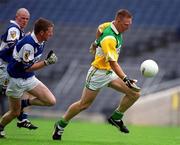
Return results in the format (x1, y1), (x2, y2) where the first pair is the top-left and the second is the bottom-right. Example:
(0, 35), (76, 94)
(85, 66), (118, 91)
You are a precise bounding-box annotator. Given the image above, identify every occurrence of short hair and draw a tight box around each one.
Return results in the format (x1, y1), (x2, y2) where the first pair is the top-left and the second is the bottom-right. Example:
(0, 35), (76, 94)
(16, 8), (30, 17)
(115, 9), (132, 20)
(34, 18), (54, 35)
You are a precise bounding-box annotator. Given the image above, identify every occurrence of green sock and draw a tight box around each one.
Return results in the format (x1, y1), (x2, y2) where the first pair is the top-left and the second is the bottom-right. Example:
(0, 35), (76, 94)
(58, 118), (69, 128)
(111, 110), (124, 120)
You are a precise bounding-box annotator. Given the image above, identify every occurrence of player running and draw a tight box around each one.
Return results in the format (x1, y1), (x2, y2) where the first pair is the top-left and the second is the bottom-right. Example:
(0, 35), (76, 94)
(0, 8), (38, 130)
(0, 18), (57, 138)
(52, 9), (141, 140)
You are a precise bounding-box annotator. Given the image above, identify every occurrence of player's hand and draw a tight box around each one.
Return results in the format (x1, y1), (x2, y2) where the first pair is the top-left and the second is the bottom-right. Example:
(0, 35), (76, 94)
(44, 50), (58, 65)
(89, 41), (97, 55)
(123, 76), (141, 92)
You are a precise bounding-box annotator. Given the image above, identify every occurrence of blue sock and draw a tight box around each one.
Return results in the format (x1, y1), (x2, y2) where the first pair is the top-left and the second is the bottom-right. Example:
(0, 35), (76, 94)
(21, 99), (30, 109)
(17, 112), (28, 121)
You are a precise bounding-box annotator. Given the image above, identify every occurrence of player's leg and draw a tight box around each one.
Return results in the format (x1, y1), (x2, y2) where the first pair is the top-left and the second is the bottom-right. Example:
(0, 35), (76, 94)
(107, 77), (141, 133)
(27, 81), (56, 106)
(17, 92), (38, 130)
(52, 87), (99, 140)
(0, 86), (6, 116)
(110, 77), (140, 112)
(0, 97), (21, 138)
(0, 68), (38, 130)
(64, 88), (99, 121)
(0, 68), (8, 116)
(52, 66), (112, 140)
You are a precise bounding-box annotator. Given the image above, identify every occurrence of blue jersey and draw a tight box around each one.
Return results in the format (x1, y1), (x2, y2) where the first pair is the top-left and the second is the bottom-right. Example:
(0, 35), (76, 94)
(0, 20), (25, 63)
(7, 32), (45, 79)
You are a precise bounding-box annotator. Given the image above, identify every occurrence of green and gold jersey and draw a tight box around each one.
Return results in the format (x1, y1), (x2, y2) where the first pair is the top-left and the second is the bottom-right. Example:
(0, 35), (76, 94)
(98, 22), (111, 33)
(91, 22), (123, 70)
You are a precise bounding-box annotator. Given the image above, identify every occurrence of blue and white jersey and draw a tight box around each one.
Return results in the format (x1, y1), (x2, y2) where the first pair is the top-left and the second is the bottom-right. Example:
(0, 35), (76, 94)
(0, 20), (25, 49)
(0, 20), (25, 65)
(7, 32), (45, 79)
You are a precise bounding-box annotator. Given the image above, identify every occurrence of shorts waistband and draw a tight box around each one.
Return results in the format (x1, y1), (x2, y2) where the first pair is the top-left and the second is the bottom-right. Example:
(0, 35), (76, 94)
(91, 66), (113, 73)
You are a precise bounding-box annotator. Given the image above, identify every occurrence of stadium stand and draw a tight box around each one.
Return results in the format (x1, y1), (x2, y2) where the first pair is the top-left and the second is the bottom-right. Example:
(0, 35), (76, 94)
(1, 0), (180, 114)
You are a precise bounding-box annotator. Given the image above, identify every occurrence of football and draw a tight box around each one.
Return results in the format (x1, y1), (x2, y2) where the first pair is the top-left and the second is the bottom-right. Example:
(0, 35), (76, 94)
(140, 59), (159, 77)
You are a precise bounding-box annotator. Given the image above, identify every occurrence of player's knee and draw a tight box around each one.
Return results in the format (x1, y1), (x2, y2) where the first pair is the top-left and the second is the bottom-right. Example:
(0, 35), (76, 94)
(47, 98), (56, 106)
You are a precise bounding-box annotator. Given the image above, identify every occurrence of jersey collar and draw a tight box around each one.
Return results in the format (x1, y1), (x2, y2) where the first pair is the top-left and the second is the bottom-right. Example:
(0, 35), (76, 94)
(111, 22), (119, 35)
(10, 20), (21, 29)
(31, 32), (43, 45)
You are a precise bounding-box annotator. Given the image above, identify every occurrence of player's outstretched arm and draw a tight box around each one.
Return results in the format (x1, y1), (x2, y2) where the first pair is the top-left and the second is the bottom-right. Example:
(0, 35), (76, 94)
(26, 50), (58, 72)
(109, 61), (141, 92)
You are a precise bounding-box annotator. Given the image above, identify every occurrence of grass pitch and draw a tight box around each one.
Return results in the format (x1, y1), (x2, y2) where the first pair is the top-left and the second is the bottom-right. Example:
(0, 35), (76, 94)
(0, 118), (180, 145)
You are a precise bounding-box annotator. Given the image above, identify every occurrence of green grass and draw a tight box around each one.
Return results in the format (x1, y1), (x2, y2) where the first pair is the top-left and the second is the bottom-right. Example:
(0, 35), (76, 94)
(1, 118), (180, 145)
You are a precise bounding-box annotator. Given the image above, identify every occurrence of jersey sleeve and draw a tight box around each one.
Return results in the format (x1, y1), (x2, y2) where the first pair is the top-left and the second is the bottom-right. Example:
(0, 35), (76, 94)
(100, 36), (118, 62)
(7, 27), (21, 41)
(98, 22), (111, 33)
(21, 44), (34, 62)
(17, 44), (35, 69)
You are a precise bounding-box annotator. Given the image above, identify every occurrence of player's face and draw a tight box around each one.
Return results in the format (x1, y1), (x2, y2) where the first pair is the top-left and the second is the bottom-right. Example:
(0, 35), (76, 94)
(41, 27), (54, 41)
(16, 12), (30, 29)
(117, 17), (132, 33)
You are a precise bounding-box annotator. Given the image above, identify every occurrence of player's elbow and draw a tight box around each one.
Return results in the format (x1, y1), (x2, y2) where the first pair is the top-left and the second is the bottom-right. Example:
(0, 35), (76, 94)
(44, 97), (56, 106)
(48, 98), (56, 106)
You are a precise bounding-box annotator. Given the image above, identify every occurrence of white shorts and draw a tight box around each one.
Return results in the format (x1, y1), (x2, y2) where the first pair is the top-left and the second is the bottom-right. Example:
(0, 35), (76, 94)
(6, 76), (40, 99)
(85, 66), (118, 91)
